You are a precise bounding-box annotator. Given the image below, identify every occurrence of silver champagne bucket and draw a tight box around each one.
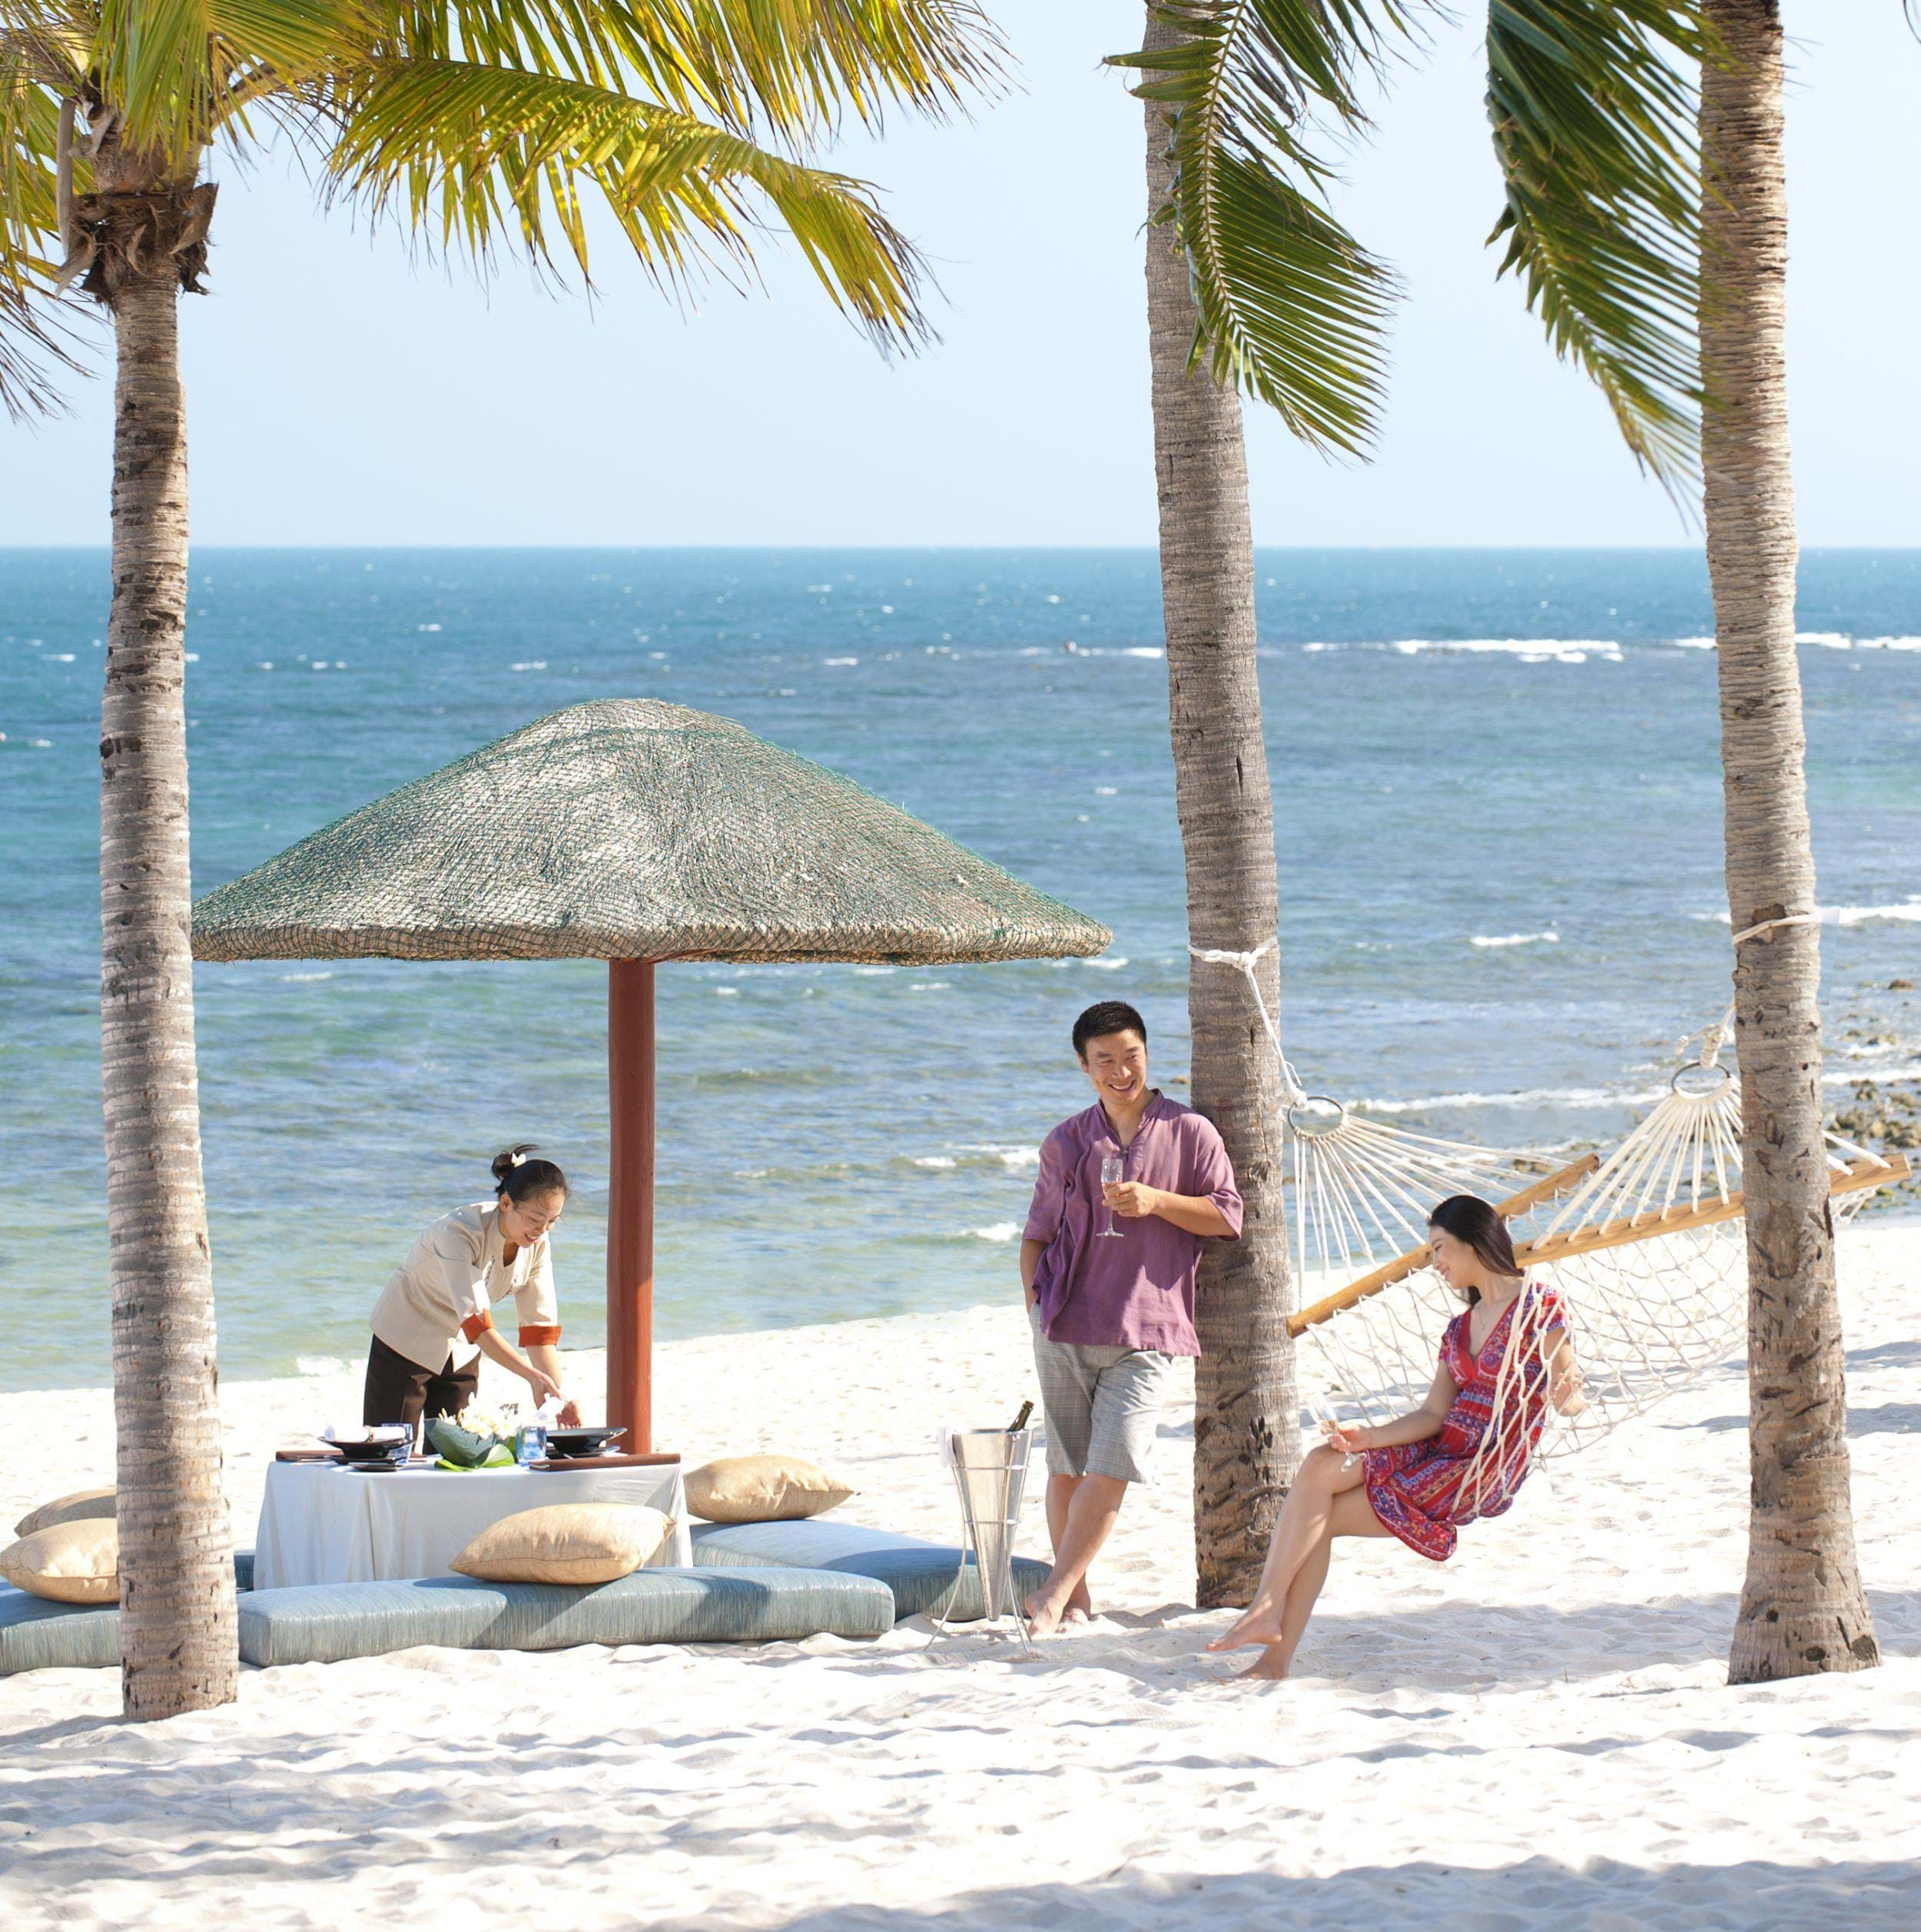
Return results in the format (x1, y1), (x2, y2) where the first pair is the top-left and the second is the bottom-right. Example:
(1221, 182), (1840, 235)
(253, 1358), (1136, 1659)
(939, 1426), (1037, 1647)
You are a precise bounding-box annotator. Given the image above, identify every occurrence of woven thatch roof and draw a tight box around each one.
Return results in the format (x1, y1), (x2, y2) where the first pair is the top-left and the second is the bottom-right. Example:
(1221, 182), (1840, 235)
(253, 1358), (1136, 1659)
(191, 699), (1111, 965)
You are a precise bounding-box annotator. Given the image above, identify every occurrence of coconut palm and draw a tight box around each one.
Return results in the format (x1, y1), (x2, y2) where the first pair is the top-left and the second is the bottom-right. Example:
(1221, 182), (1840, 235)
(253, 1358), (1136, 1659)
(1482, 0), (1876, 1682)
(1696, 0), (1877, 1683)
(0, 0), (997, 1719)
(1118, 0), (1398, 1605)
(1125, 0), (1880, 1668)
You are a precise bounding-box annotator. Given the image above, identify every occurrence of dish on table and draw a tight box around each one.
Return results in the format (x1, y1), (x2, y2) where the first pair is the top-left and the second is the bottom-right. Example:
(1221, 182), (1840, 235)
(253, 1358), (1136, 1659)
(540, 1427), (625, 1459)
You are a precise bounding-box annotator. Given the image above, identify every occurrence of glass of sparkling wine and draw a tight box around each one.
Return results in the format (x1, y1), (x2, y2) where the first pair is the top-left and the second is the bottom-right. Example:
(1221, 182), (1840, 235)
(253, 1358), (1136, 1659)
(1099, 1155), (1124, 1237)
(1316, 1397), (1358, 1469)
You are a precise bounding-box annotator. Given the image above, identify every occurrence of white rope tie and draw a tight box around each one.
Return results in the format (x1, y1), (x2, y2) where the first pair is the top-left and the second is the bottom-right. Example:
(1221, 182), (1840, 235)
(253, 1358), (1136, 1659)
(1730, 911), (1820, 946)
(1187, 937), (1309, 1105)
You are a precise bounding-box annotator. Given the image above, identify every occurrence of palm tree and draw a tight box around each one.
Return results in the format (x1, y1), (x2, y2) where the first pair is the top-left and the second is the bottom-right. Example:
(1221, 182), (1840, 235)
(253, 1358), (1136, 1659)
(1697, 0), (1877, 1684)
(1485, 0), (1876, 1681)
(1, 0), (997, 1719)
(1119, 2), (1395, 1602)
(1137, 15), (1289, 1604)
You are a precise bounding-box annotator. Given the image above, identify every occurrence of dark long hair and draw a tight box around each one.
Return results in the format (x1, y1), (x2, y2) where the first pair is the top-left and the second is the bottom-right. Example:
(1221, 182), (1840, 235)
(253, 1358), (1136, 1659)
(1428, 1194), (1521, 1306)
(493, 1143), (569, 1205)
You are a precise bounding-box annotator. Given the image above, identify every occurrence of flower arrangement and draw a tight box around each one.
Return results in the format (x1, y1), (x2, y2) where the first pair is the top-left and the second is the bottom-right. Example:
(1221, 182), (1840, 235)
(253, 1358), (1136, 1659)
(425, 1399), (523, 1469)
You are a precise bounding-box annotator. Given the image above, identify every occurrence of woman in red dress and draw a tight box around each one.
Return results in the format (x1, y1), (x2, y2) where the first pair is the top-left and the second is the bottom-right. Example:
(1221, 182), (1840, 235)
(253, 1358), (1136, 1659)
(1208, 1195), (1585, 1680)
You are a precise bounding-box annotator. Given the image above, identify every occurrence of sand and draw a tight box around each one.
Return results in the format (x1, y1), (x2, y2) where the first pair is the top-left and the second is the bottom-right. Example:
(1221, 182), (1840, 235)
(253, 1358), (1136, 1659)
(2, 1221), (1918, 1930)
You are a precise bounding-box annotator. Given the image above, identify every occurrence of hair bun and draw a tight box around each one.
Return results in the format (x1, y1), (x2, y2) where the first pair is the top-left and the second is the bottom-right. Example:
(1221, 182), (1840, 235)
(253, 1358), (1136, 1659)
(491, 1142), (539, 1185)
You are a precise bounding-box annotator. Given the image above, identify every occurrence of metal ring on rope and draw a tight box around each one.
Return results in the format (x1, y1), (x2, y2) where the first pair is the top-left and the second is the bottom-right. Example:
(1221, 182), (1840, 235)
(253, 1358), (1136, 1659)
(1286, 1093), (1350, 1137)
(1670, 1059), (1734, 1099)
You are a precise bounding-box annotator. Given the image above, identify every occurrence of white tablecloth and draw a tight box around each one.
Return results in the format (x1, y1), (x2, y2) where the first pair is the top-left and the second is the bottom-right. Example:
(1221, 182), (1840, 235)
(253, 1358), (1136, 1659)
(253, 1462), (693, 1589)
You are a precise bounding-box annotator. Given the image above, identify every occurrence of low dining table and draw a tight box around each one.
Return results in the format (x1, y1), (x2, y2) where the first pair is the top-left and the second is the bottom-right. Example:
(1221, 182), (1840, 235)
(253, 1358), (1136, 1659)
(252, 1458), (692, 1589)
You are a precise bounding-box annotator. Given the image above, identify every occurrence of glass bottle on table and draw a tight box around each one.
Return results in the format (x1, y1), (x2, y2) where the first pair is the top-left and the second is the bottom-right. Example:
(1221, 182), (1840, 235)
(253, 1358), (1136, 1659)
(1099, 1154), (1125, 1237)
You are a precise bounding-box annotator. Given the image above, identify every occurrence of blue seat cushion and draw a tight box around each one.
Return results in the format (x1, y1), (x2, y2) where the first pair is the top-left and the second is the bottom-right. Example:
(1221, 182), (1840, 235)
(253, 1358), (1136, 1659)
(689, 1520), (1049, 1622)
(0, 1585), (121, 1675)
(1, 1549), (258, 1676)
(236, 1565), (892, 1667)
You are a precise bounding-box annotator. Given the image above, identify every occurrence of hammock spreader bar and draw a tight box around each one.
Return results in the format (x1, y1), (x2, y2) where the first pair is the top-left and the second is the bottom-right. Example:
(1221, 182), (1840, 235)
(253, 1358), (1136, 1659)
(1288, 1150), (1909, 1340)
(1516, 1152), (1909, 1269)
(1287, 1153), (1600, 1338)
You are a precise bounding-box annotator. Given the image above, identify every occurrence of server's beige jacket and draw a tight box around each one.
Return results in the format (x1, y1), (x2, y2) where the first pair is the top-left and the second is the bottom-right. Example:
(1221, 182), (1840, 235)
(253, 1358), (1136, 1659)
(370, 1201), (560, 1373)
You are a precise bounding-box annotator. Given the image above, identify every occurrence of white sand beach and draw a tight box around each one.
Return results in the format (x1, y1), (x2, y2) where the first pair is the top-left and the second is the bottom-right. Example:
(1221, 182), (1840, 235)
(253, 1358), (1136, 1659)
(3, 1220), (1918, 1930)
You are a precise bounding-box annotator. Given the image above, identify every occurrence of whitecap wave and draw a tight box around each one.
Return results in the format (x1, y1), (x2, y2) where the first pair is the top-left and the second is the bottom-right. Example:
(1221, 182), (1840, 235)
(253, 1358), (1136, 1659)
(963, 1222), (1022, 1243)
(1383, 638), (1621, 662)
(911, 1155), (957, 1170)
(1340, 1057), (1921, 1120)
(1470, 931), (1560, 948)
(296, 1356), (347, 1377)
(1830, 900), (1921, 926)
(1694, 901), (1921, 928)
(1354, 1081), (1667, 1115)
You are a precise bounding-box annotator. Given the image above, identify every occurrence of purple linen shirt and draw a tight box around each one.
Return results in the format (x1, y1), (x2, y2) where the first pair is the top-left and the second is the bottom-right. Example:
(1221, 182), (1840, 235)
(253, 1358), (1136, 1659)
(1023, 1092), (1243, 1356)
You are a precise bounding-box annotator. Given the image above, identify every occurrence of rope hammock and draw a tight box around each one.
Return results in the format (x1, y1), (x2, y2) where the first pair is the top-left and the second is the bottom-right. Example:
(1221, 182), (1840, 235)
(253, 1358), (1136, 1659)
(1193, 944), (1912, 1511)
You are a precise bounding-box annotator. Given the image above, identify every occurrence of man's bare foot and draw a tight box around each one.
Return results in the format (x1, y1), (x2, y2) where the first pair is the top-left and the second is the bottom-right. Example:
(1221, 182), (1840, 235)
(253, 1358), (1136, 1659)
(1063, 1604), (1093, 1626)
(1238, 1645), (1290, 1681)
(1206, 1602), (1283, 1652)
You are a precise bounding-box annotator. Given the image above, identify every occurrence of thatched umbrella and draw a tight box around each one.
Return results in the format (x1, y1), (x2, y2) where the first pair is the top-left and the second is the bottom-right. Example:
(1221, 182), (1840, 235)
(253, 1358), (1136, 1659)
(192, 699), (1110, 1447)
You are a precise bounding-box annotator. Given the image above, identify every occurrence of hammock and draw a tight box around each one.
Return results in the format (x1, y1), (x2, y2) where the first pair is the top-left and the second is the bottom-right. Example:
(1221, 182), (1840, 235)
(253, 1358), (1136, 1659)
(1193, 944), (1912, 1510)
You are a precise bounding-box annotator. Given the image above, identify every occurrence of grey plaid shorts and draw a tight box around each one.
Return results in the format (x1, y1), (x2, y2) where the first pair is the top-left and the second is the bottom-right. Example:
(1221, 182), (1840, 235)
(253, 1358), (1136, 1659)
(1027, 1301), (1176, 1486)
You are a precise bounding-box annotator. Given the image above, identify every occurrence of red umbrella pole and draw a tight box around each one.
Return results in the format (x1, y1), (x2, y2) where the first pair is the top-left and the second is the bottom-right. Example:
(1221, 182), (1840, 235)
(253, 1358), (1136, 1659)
(606, 959), (655, 1451)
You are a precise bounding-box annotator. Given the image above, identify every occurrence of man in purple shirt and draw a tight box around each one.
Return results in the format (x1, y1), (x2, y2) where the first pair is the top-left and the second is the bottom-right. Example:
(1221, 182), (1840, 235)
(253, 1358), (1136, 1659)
(1019, 999), (1243, 1635)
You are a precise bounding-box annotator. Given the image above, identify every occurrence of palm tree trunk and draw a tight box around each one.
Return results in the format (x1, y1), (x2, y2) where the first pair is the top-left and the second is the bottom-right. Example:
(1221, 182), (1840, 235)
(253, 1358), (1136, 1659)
(101, 237), (237, 1718)
(1699, 0), (1877, 1685)
(1140, 8), (1295, 1608)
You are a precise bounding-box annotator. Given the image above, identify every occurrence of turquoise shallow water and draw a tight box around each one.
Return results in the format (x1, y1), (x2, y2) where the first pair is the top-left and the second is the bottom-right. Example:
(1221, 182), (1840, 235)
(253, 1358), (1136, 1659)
(4, 546), (1919, 1392)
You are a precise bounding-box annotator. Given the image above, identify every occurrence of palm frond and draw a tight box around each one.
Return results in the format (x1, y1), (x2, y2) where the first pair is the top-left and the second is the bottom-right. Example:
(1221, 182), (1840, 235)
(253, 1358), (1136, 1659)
(1113, 0), (1418, 457)
(91, 0), (372, 158)
(393, 0), (1005, 150)
(0, 14), (93, 413)
(323, 59), (928, 344)
(1486, 0), (1704, 493)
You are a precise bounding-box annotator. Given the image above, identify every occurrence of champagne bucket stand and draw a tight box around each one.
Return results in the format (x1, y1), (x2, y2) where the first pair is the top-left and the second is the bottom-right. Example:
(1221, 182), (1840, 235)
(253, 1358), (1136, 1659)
(937, 1426), (1037, 1651)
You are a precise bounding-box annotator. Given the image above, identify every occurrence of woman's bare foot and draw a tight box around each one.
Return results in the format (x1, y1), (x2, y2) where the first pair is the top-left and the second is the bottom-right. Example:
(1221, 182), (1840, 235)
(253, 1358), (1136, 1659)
(1206, 1601), (1283, 1652)
(1239, 1645), (1290, 1681)
(1024, 1590), (1066, 1638)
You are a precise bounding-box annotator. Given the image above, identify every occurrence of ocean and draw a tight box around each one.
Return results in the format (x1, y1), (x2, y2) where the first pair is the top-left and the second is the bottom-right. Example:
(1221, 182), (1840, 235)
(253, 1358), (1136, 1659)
(4, 547), (1918, 1393)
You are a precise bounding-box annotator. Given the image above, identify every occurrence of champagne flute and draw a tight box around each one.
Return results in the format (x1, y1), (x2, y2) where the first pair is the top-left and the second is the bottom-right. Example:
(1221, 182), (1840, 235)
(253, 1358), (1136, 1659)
(1099, 1154), (1124, 1237)
(1314, 1397), (1358, 1469)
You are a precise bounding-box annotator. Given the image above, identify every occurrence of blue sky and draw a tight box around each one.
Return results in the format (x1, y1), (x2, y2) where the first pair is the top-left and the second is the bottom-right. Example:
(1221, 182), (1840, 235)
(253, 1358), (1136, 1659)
(2, 1), (1915, 548)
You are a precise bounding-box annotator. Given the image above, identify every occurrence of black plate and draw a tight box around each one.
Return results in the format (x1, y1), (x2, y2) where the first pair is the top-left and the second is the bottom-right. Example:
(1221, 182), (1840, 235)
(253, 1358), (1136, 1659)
(542, 1427), (622, 1459)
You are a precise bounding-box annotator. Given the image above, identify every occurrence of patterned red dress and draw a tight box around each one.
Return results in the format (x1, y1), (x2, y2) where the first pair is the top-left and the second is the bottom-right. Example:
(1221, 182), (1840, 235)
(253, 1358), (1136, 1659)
(1362, 1283), (1567, 1562)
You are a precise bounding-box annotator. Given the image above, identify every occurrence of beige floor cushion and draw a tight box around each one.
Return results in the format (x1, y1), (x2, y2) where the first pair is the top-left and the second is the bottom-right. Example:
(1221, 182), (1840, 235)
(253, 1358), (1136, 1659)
(450, 1504), (674, 1585)
(685, 1455), (855, 1524)
(1, 1519), (119, 1605)
(15, 1486), (116, 1540)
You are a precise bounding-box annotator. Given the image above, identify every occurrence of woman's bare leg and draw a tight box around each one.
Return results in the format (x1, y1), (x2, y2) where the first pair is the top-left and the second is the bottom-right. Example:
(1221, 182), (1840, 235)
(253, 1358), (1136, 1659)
(1240, 1536), (1331, 1680)
(1208, 1446), (1367, 1651)
(1239, 1490), (1391, 1678)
